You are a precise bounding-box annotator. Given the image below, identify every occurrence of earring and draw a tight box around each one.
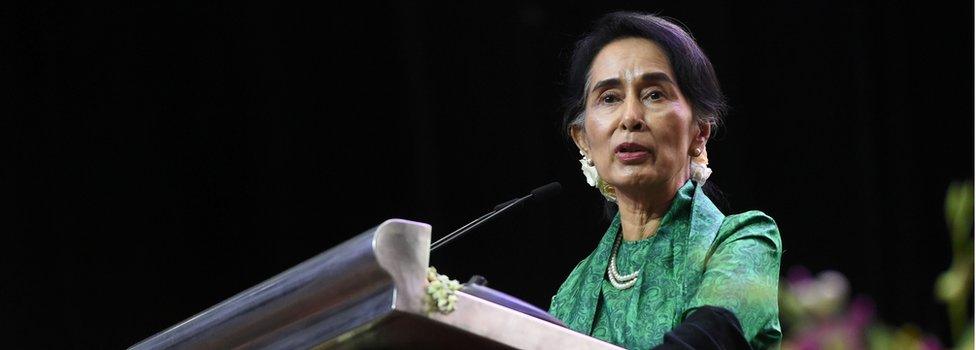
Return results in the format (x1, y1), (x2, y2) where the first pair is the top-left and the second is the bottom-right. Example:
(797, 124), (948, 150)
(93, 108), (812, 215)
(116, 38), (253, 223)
(690, 147), (712, 184)
(579, 150), (594, 166)
(578, 150), (617, 202)
(579, 150), (598, 187)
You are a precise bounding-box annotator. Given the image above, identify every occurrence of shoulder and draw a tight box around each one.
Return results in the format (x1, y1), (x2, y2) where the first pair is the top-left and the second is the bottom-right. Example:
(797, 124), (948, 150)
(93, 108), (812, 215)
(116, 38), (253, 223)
(714, 210), (782, 253)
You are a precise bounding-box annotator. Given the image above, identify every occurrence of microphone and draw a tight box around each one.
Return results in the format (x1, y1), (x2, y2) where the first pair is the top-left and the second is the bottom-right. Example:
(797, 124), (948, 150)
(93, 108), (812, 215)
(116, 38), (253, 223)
(430, 182), (562, 252)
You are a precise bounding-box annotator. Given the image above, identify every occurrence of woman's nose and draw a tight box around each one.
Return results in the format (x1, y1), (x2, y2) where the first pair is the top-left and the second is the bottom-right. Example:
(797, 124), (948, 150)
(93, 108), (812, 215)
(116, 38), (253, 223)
(619, 97), (647, 131)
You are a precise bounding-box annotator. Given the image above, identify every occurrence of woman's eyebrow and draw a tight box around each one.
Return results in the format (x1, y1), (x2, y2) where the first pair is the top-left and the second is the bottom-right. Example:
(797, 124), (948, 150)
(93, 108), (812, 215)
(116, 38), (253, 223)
(638, 72), (674, 85)
(591, 72), (674, 93)
(590, 78), (621, 93)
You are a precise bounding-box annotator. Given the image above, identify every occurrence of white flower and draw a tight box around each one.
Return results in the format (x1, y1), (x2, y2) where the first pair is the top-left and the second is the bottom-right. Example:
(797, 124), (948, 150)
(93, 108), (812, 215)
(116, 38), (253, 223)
(690, 148), (713, 184)
(580, 158), (599, 187)
(690, 163), (712, 184)
(425, 266), (461, 314)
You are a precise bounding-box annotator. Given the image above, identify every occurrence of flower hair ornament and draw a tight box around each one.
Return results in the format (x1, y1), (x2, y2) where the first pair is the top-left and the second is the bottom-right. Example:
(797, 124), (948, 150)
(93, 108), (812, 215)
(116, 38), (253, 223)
(579, 150), (617, 202)
(690, 147), (712, 184)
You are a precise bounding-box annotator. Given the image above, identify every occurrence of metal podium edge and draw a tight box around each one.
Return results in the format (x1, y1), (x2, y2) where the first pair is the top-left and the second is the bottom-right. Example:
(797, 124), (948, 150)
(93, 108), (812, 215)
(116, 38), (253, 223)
(129, 219), (432, 350)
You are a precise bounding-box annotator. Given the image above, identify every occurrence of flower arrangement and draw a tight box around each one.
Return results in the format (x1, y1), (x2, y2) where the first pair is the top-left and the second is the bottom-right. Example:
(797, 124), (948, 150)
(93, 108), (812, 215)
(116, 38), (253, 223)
(779, 180), (974, 350)
(425, 266), (462, 315)
(936, 181), (973, 344)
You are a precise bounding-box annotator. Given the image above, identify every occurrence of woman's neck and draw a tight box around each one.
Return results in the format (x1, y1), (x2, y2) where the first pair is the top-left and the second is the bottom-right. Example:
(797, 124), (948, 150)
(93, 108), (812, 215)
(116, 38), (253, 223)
(615, 175), (687, 242)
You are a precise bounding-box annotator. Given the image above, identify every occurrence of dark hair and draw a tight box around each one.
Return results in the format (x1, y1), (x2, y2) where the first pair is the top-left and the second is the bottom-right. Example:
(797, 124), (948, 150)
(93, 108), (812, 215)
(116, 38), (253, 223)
(562, 12), (729, 214)
(562, 11), (727, 136)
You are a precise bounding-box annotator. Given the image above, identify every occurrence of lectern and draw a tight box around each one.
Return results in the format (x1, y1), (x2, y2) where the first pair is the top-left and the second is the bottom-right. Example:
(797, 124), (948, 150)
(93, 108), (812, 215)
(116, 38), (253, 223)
(131, 219), (622, 350)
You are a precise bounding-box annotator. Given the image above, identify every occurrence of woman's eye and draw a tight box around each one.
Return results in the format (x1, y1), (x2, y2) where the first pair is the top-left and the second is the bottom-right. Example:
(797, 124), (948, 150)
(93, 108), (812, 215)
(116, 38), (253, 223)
(647, 91), (663, 101)
(601, 94), (620, 104)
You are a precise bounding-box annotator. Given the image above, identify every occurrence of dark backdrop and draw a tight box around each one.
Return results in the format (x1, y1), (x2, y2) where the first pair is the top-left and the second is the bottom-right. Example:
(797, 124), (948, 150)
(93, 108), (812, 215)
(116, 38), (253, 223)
(6, 1), (974, 348)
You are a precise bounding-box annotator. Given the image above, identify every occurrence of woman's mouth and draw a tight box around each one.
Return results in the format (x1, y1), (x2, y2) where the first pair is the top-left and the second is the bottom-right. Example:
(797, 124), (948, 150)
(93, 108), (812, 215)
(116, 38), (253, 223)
(614, 142), (651, 164)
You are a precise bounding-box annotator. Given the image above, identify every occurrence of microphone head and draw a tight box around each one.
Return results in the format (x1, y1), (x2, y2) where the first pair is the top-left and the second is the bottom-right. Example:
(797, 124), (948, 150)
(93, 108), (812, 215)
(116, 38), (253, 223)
(529, 182), (562, 202)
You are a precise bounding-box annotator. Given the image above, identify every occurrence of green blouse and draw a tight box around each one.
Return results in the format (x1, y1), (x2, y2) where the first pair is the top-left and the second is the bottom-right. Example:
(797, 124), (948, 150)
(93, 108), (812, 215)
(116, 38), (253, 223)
(549, 180), (782, 349)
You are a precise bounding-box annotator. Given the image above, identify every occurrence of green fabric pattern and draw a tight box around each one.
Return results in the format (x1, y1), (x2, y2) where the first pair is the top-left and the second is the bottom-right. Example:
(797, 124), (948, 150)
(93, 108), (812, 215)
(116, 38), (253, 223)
(549, 180), (782, 349)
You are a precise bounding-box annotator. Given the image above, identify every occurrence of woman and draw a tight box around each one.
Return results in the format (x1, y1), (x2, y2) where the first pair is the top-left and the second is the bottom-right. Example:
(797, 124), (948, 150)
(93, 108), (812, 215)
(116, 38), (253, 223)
(548, 12), (783, 349)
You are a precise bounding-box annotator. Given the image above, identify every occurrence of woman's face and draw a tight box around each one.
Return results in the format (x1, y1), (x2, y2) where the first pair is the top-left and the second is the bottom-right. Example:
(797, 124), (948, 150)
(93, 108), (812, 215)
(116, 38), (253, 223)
(572, 37), (709, 196)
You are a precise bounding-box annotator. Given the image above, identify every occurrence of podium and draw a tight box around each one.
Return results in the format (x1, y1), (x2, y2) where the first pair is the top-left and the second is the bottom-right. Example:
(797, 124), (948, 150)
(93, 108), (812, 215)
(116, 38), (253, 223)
(131, 219), (622, 350)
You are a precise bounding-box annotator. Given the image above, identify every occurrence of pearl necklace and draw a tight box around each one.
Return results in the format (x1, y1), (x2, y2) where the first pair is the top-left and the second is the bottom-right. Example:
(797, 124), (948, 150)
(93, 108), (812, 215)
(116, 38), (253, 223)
(607, 233), (641, 290)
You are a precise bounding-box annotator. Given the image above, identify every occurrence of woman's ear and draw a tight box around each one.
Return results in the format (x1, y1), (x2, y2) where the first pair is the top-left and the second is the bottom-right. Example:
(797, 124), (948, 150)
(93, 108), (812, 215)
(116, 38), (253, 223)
(570, 124), (590, 155)
(691, 121), (712, 151)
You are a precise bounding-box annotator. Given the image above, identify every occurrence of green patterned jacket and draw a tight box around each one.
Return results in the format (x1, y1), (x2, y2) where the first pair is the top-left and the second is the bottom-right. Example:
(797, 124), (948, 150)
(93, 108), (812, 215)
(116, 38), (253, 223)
(549, 180), (782, 349)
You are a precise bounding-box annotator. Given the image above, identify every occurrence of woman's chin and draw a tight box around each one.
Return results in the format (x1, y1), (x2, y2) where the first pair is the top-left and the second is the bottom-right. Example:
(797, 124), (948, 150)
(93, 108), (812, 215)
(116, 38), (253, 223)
(607, 174), (661, 193)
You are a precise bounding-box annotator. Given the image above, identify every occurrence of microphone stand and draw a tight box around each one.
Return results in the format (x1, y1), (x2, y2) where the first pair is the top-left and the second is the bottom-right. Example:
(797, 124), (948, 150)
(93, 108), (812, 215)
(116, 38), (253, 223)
(429, 193), (530, 252)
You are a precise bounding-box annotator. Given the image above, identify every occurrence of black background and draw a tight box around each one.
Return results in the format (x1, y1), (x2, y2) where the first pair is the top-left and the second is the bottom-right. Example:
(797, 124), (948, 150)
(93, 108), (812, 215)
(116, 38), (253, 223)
(6, 1), (974, 348)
